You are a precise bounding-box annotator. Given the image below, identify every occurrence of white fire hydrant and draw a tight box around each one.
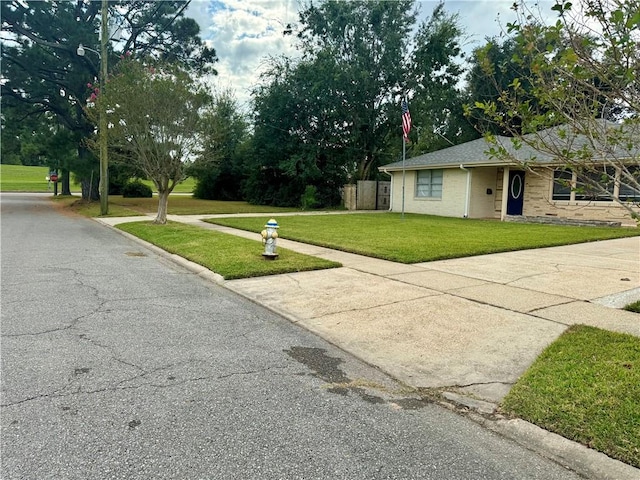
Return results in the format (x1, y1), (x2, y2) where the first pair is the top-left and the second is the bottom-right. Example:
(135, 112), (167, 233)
(261, 218), (279, 259)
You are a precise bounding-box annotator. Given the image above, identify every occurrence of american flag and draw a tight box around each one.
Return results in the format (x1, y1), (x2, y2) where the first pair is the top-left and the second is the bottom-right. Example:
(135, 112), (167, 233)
(401, 98), (411, 142)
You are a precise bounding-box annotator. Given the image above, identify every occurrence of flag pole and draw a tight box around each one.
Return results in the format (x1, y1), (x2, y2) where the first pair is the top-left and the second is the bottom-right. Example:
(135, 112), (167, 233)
(401, 96), (410, 221)
(402, 135), (405, 220)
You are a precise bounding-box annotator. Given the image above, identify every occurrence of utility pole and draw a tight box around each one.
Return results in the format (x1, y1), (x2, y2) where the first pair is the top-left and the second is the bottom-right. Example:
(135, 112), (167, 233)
(99, 0), (109, 215)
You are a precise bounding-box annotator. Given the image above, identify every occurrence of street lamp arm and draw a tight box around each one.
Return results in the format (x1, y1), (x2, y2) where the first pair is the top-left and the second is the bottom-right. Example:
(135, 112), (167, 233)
(77, 43), (101, 58)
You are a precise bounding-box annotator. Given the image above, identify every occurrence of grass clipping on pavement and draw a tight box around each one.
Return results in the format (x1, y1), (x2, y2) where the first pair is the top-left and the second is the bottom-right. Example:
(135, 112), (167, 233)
(502, 325), (640, 468)
(117, 221), (340, 280)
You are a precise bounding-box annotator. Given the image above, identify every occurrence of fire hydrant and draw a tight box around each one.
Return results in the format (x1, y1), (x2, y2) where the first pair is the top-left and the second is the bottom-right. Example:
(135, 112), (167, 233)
(261, 218), (279, 259)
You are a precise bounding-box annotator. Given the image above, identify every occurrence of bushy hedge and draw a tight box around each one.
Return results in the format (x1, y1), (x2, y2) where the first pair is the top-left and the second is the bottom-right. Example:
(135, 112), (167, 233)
(122, 180), (153, 198)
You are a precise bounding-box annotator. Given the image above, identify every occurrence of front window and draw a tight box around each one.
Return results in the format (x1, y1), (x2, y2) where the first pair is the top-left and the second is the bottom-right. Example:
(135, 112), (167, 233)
(416, 169), (443, 198)
(574, 167), (615, 201)
(619, 166), (640, 201)
(552, 169), (572, 201)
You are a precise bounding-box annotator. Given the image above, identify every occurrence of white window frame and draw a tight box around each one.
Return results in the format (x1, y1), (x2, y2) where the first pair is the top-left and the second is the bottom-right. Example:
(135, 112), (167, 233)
(416, 169), (443, 199)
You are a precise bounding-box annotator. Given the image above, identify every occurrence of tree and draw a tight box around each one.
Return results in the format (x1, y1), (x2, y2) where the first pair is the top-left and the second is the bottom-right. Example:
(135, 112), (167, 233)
(190, 90), (250, 201)
(1, 0), (216, 200)
(407, 2), (478, 154)
(1, 100), (51, 166)
(471, 0), (640, 220)
(98, 59), (209, 224)
(297, 0), (415, 181)
(247, 55), (351, 207)
(466, 37), (528, 135)
(247, 0), (470, 207)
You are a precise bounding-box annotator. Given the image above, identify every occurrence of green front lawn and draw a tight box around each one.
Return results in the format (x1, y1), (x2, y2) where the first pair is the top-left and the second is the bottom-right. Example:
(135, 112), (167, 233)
(207, 213), (640, 263)
(502, 325), (640, 468)
(116, 221), (340, 280)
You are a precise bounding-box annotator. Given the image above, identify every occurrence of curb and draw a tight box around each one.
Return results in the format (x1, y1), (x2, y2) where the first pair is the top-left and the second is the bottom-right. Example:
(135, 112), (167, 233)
(438, 392), (639, 479)
(478, 416), (639, 480)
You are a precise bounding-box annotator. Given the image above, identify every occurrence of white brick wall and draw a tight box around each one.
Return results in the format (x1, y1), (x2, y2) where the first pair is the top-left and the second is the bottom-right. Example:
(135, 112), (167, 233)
(470, 167), (499, 218)
(390, 169), (467, 217)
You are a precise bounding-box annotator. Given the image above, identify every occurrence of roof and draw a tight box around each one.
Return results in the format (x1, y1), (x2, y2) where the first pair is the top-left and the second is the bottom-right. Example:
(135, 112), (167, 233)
(380, 120), (639, 172)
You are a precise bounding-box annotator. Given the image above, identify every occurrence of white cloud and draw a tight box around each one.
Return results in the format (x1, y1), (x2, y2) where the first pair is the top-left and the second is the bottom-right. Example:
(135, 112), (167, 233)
(186, 0), (558, 110)
(186, 0), (298, 110)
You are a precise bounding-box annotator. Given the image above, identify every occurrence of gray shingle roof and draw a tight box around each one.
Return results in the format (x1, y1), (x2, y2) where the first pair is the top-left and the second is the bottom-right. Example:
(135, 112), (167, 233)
(380, 120), (639, 172)
(380, 134), (553, 171)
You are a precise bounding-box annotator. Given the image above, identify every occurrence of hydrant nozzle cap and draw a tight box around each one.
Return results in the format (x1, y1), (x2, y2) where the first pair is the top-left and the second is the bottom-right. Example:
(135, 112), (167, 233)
(265, 219), (279, 228)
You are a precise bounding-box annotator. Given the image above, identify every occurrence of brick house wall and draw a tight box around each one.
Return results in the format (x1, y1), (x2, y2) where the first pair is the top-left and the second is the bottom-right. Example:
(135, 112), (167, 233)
(523, 169), (638, 226)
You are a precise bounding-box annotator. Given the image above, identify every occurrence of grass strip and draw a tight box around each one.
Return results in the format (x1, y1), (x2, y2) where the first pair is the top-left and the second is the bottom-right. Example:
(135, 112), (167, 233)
(206, 213), (640, 263)
(502, 325), (640, 468)
(116, 221), (340, 280)
(54, 196), (145, 217)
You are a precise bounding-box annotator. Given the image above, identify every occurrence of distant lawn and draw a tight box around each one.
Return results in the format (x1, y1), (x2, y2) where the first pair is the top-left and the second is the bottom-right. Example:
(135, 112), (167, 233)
(104, 196), (300, 215)
(57, 195), (301, 217)
(206, 213), (640, 263)
(140, 177), (195, 194)
(1, 164), (194, 194)
(116, 221), (340, 279)
(502, 325), (640, 468)
(1, 165), (51, 192)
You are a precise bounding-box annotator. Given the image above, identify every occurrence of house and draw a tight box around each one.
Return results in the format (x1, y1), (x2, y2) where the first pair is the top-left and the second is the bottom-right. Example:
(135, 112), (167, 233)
(379, 122), (640, 226)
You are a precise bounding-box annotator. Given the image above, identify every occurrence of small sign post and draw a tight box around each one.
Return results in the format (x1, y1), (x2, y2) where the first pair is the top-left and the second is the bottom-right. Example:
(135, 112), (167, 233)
(49, 171), (59, 196)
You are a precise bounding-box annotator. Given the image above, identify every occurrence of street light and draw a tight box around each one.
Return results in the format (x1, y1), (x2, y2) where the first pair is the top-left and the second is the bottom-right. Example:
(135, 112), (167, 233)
(76, 0), (109, 215)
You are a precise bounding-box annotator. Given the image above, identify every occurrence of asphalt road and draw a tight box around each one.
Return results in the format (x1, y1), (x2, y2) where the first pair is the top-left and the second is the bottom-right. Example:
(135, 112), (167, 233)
(0, 193), (582, 479)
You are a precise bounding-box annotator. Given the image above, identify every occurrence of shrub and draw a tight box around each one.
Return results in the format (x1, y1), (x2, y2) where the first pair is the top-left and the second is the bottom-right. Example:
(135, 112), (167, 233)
(301, 185), (319, 210)
(122, 180), (153, 198)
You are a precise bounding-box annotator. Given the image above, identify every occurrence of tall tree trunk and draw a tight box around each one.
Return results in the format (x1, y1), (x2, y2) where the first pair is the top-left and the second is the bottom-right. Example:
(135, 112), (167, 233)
(61, 168), (71, 195)
(80, 173), (99, 201)
(77, 144), (99, 200)
(154, 189), (169, 224)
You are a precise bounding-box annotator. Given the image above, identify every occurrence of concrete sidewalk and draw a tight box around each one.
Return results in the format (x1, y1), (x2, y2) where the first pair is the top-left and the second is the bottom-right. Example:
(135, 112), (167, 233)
(97, 214), (640, 478)
(219, 226), (640, 403)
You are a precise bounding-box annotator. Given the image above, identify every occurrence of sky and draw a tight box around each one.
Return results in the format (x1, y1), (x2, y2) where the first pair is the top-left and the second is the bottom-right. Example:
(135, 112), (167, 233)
(184, 0), (555, 111)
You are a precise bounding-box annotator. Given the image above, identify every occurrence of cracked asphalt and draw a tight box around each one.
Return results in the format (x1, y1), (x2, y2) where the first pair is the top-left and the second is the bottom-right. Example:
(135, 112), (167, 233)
(1, 193), (584, 479)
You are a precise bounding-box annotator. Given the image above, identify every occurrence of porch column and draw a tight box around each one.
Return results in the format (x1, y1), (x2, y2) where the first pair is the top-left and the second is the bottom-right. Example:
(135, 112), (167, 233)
(500, 167), (510, 220)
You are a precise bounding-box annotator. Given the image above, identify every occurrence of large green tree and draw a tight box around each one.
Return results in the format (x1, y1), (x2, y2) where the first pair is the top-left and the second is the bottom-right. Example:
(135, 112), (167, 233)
(247, 0), (469, 207)
(1, 0), (216, 199)
(406, 2), (478, 154)
(465, 37), (527, 135)
(1, 99), (53, 166)
(190, 90), (250, 201)
(247, 55), (350, 207)
(297, 0), (415, 181)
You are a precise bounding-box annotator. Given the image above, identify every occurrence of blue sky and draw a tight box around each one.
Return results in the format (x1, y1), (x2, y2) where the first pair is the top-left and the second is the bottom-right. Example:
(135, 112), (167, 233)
(185, 0), (555, 110)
